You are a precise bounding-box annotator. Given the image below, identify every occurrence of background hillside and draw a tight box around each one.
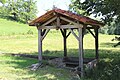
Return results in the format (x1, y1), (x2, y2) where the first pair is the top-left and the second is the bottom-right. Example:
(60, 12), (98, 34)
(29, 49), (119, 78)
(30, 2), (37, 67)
(0, 18), (37, 36)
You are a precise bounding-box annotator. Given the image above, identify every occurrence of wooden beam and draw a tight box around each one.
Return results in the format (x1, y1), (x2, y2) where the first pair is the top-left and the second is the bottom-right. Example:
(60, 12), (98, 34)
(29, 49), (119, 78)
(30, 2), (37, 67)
(86, 27), (94, 29)
(41, 17), (57, 26)
(38, 29), (42, 62)
(70, 29), (79, 41)
(60, 25), (80, 29)
(94, 28), (99, 59)
(63, 29), (67, 57)
(60, 29), (65, 37)
(56, 17), (60, 28)
(78, 28), (84, 77)
(38, 25), (56, 29)
(66, 31), (71, 38)
(38, 25), (81, 29)
(87, 29), (95, 38)
(41, 29), (50, 41)
(41, 29), (46, 36)
(60, 17), (83, 28)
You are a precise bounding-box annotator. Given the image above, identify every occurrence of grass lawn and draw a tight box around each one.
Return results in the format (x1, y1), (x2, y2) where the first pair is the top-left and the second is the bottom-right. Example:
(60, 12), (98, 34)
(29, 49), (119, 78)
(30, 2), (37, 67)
(0, 54), (73, 80)
(0, 18), (120, 80)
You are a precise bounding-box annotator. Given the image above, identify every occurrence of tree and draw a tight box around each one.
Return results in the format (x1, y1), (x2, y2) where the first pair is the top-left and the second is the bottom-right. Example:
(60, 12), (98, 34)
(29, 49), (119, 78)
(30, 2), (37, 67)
(70, 0), (120, 24)
(21, 0), (38, 23)
(0, 0), (9, 18)
(0, 0), (6, 4)
(0, 0), (38, 23)
(69, 0), (120, 34)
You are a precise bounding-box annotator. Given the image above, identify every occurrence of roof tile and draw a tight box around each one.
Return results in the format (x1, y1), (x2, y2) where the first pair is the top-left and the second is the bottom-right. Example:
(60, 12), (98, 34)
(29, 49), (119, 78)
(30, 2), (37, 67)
(29, 9), (104, 27)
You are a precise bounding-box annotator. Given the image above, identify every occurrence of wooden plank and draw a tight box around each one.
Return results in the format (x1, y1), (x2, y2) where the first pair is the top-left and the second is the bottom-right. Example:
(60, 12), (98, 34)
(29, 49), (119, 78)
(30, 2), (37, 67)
(41, 17), (57, 26)
(70, 29), (79, 41)
(86, 59), (97, 69)
(38, 29), (42, 61)
(29, 63), (42, 71)
(60, 17), (83, 28)
(78, 28), (84, 77)
(94, 28), (99, 59)
(41, 29), (50, 41)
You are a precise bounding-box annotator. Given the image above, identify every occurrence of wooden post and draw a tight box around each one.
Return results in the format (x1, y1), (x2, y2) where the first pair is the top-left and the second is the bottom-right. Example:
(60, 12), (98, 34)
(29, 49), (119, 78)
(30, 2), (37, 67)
(78, 28), (84, 77)
(82, 25), (86, 58)
(60, 29), (67, 58)
(38, 29), (42, 62)
(63, 29), (67, 58)
(95, 28), (99, 59)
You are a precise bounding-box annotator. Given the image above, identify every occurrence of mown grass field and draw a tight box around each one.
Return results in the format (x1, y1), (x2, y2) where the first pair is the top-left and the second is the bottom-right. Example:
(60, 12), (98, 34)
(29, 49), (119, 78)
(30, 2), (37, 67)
(0, 18), (120, 80)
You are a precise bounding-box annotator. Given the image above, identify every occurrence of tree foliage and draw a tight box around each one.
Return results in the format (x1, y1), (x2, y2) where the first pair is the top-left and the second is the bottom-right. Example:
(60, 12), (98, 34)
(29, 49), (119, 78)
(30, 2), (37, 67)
(0, 0), (38, 23)
(0, 0), (6, 4)
(70, 0), (120, 35)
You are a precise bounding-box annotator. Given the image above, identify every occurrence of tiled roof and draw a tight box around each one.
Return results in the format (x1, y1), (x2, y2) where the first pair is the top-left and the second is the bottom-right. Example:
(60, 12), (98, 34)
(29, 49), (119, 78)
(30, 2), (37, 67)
(29, 9), (104, 27)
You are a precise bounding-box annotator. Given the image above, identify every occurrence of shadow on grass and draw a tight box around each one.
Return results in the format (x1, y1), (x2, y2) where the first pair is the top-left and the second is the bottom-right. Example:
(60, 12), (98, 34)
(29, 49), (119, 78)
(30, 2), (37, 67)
(1, 54), (73, 80)
(100, 42), (115, 47)
(3, 48), (120, 80)
(100, 42), (120, 48)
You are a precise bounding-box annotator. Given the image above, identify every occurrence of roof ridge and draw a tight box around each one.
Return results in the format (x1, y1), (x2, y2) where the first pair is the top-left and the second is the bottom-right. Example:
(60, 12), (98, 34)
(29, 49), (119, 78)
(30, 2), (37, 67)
(29, 8), (105, 26)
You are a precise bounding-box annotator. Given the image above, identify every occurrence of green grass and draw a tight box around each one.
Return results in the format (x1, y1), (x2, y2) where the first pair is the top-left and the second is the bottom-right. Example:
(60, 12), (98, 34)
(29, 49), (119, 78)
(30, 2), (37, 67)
(0, 18), (37, 36)
(0, 18), (120, 80)
(0, 54), (73, 80)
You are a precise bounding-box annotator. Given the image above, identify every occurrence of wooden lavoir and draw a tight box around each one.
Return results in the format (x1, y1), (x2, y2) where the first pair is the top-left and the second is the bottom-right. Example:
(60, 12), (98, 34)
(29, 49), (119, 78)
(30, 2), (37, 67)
(29, 8), (104, 77)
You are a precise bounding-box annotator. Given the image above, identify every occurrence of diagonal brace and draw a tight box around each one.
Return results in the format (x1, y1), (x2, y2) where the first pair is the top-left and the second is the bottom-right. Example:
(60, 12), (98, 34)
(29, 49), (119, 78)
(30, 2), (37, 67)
(41, 29), (50, 41)
(87, 29), (95, 38)
(70, 29), (79, 41)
